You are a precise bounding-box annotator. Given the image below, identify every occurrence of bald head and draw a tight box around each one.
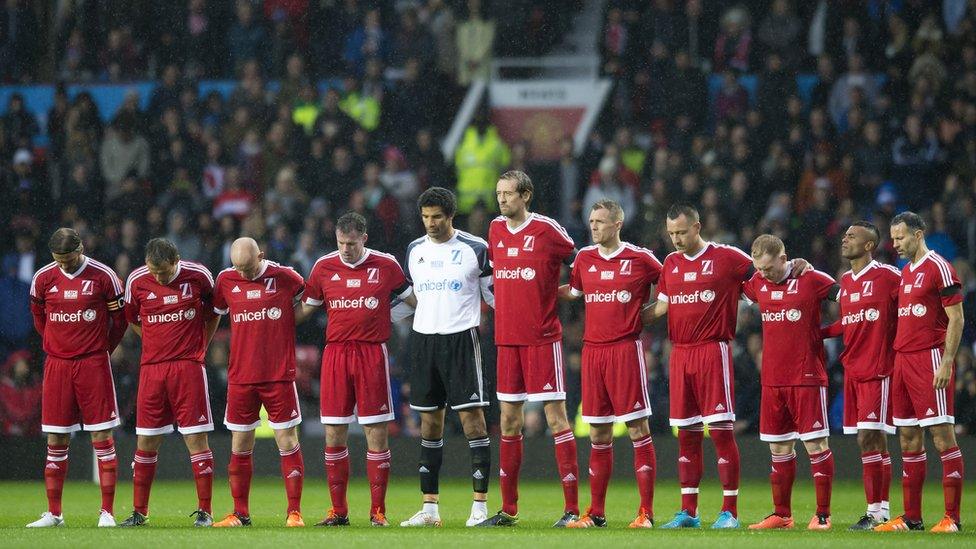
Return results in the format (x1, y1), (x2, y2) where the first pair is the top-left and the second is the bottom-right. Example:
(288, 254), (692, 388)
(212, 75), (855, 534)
(231, 237), (264, 279)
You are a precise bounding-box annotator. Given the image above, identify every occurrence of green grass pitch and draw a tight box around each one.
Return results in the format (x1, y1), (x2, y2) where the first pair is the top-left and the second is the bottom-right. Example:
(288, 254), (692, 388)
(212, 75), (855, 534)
(0, 478), (972, 547)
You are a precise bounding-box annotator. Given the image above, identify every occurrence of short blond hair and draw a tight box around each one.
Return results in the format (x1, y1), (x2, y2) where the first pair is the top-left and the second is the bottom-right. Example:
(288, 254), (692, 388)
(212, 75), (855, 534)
(591, 199), (625, 223)
(751, 234), (785, 258)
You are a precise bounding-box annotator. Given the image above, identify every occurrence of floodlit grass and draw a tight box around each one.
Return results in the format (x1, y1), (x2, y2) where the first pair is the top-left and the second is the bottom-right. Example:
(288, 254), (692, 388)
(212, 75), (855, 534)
(1, 478), (972, 547)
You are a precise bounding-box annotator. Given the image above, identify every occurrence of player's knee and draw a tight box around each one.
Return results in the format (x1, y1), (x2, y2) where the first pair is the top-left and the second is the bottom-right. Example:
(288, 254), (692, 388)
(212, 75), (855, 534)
(542, 401), (570, 431)
(803, 437), (829, 454)
(275, 427), (300, 451)
(856, 430), (883, 452)
(137, 434), (164, 452)
(589, 424), (614, 444)
(898, 426), (924, 452)
(182, 432), (209, 453)
(47, 433), (70, 446)
(460, 414), (488, 439)
(626, 419), (650, 439)
(929, 424), (957, 452)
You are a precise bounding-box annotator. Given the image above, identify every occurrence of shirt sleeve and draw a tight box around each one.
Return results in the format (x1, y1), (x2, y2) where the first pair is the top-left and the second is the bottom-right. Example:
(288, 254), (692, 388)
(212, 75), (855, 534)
(103, 268), (125, 313)
(741, 277), (757, 304)
(288, 268), (306, 300)
(198, 267), (217, 321)
(547, 220), (576, 264)
(212, 274), (228, 315)
(813, 271), (839, 301)
(389, 259), (411, 300)
(644, 250), (663, 285)
(656, 257), (670, 300)
(125, 280), (141, 324)
(569, 256), (583, 296)
(480, 276), (495, 308)
(934, 260), (964, 307)
(303, 264), (324, 307)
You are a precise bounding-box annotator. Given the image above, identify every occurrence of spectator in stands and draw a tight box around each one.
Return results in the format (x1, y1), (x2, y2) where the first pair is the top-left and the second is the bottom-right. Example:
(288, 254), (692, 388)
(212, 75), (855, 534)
(713, 6), (752, 73)
(392, 8), (435, 72)
(227, 0), (268, 74)
(0, 350), (41, 436)
(456, 0), (495, 85)
(1, 94), (38, 151)
(756, 0), (803, 70)
(99, 113), (151, 200)
(344, 8), (388, 76)
(829, 53), (878, 128)
(424, 0), (457, 79)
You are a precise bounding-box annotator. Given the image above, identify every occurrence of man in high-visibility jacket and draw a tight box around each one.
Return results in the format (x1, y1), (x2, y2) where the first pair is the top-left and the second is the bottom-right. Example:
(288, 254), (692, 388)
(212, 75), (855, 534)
(454, 123), (510, 215)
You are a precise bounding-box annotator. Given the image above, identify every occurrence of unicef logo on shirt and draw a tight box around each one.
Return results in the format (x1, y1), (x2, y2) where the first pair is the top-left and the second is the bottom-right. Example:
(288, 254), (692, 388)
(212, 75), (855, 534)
(184, 308), (196, 320)
(786, 309), (802, 322)
(268, 307), (283, 320)
(365, 297), (379, 310)
(911, 304), (927, 317)
(449, 279), (463, 292)
(82, 309), (97, 322)
(700, 289), (716, 303)
(521, 267), (536, 281)
(617, 290), (632, 303)
(865, 308), (880, 321)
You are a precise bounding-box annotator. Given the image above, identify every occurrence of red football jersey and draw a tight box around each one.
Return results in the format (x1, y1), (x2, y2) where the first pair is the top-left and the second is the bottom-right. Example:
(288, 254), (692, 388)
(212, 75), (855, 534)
(894, 251), (963, 353)
(656, 242), (753, 345)
(212, 261), (304, 384)
(29, 257), (124, 359)
(488, 213), (575, 345)
(569, 243), (662, 344)
(125, 260), (215, 365)
(303, 249), (411, 343)
(742, 268), (837, 386)
(835, 261), (901, 380)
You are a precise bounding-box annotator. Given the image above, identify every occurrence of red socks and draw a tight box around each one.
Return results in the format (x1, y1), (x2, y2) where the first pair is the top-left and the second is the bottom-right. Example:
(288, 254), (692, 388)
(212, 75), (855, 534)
(632, 435), (656, 516)
(279, 444), (304, 514)
(861, 451), (882, 512)
(940, 447), (964, 522)
(44, 444), (69, 516)
(325, 446), (350, 516)
(901, 451), (926, 522)
(677, 426), (704, 516)
(809, 449), (834, 516)
(228, 450), (253, 516)
(553, 429), (579, 515)
(770, 452), (796, 517)
(500, 434), (523, 515)
(93, 439), (117, 515)
(190, 450), (214, 513)
(710, 422), (740, 516)
(881, 452), (892, 513)
(132, 449), (158, 515)
(366, 449), (391, 515)
(587, 442), (613, 517)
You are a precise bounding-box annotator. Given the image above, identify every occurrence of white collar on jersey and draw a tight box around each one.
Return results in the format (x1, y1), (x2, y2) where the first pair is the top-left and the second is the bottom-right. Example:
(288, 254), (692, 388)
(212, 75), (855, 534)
(505, 212), (534, 234)
(908, 250), (933, 272)
(60, 256), (89, 279)
(682, 241), (712, 261)
(340, 249), (371, 269)
(849, 260), (878, 281)
(598, 243), (627, 260)
(169, 261), (183, 283)
(247, 259), (269, 280)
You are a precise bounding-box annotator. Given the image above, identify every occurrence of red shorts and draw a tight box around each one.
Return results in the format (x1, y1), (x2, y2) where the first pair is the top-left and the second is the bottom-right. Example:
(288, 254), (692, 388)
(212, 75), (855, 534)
(759, 385), (829, 442)
(892, 348), (955, 427)
(224, 380), (302, 431)
(668, 341), (735, 426)
(581, 339), (651, 423)
(497, 341), (565, 402)
(320, 341), (394, 425)
(42, 353), (120, 433)
(843, 375), (894, 435)
(136, 361), (213, 436)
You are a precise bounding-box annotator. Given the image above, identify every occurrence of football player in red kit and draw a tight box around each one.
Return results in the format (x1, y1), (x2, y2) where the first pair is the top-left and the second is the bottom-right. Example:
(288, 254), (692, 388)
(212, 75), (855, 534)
(820, 222), (899, 530)
(558, 200), (661, 529)
(119, 238), (220, 527)
(27, 228), (126, 528)
(212, 238), (307, 527)
(743, 235), (839, 531)
(875, 212), (965, 533)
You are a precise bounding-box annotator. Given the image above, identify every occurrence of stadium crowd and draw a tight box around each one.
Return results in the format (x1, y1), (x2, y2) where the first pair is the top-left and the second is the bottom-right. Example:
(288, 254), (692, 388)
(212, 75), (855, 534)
(1, 0), (975, 441)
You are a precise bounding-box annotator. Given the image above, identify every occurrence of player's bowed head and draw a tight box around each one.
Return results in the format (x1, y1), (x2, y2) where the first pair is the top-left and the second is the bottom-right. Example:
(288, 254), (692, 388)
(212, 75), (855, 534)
(751, 234), (789, 282)
(49, 227), (85, 273)
(230, 237), (265, 280)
